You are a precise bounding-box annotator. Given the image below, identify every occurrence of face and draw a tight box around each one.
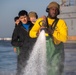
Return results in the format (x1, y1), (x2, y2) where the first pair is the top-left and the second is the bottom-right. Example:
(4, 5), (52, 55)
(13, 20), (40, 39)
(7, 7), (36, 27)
(49, 7), (58, 18)
(30, 17), (36, 24)
(19, 15), (28, 24)
(15, 19), (20, 25)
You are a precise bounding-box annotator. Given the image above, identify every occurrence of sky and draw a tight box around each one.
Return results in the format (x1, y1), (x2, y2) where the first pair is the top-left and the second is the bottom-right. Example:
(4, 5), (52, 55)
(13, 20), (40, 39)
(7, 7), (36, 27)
(0, 0), (61, 38)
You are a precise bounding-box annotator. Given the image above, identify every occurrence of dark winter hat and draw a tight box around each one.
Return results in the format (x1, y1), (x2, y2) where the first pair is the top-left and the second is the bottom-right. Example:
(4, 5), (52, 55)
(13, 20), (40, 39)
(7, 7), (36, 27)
(29, 11), (38, 19)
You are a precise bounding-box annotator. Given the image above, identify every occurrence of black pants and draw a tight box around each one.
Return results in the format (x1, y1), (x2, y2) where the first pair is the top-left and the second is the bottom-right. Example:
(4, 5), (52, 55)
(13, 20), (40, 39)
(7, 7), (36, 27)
(16, 38), (36, 75)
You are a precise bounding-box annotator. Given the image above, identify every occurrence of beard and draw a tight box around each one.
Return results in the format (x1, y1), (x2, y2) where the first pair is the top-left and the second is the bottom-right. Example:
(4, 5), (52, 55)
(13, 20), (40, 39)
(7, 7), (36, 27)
(48, 13), (57, 19)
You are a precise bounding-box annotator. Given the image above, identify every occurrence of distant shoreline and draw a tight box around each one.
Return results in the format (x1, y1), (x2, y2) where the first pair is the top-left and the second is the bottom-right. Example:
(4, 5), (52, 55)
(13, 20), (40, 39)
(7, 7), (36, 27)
(0, 38), (11, 41)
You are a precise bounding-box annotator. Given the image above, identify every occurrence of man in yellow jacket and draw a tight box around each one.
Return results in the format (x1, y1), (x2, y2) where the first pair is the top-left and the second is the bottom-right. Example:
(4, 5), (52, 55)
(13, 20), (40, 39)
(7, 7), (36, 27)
(29, 1), (68, 75)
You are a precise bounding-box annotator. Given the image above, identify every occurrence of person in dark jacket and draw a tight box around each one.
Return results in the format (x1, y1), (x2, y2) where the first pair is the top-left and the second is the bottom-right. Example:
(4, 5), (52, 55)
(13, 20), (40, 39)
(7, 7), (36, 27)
(12, 16), (20, 55)
(11, 10), (36, 75)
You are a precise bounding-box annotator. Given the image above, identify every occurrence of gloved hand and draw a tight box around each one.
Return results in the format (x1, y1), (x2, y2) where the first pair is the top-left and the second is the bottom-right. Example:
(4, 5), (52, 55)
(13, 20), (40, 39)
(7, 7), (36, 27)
(39, 20), (48, 32)
(40, 26), (47, 32)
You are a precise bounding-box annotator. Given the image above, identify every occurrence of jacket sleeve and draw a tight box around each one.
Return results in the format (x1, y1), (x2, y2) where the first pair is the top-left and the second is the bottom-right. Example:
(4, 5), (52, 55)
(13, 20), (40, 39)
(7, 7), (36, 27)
(53, 19), (68, 43)
(29, 18), (43, 38)
(11, 28), (23, 47)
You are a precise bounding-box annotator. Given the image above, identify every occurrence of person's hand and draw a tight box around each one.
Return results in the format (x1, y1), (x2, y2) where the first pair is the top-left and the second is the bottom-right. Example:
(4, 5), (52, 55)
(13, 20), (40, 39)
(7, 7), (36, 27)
(40, 26), (46, 31)
(14, 48), (16, 53)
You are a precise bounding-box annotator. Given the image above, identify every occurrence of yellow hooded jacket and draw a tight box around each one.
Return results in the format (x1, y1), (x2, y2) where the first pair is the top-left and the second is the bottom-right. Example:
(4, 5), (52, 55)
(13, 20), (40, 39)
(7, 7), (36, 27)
(29, 17), (68, 45)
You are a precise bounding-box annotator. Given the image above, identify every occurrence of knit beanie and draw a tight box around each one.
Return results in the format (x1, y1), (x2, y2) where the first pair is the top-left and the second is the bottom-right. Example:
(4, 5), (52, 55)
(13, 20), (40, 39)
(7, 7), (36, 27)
(47, 2), (60, 9)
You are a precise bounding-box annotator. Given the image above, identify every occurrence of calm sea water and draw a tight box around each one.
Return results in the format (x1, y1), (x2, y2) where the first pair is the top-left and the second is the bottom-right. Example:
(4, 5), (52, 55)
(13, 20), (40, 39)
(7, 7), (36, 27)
(0, 40), (76, 75)
(0, 40), (17, 75)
